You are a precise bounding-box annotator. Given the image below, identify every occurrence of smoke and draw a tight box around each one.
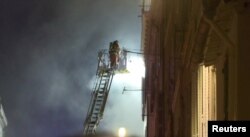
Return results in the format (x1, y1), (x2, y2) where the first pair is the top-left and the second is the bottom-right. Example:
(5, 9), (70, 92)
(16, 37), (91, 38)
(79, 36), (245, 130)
(0, 0), (143, 137)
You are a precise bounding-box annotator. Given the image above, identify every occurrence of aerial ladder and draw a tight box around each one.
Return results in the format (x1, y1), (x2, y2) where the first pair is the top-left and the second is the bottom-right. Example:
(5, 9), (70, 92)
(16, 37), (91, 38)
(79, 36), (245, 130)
(83, 41), (127, 136)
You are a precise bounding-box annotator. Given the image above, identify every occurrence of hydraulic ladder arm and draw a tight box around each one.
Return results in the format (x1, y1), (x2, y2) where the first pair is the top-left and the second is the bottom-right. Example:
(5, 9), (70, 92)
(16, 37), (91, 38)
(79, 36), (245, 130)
(83, 50), (114, 135)
(83, 41), (127, 136)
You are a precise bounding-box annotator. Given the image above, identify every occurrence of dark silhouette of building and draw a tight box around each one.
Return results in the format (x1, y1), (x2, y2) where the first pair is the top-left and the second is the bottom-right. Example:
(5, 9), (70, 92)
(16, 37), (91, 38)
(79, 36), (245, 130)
(0, 99), (7, 137)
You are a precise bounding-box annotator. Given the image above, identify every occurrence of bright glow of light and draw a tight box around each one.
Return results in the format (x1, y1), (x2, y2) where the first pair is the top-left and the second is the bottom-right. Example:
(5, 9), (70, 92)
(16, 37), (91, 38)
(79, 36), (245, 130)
(126, 55), (145, 78)
(118, 127), (126, 137)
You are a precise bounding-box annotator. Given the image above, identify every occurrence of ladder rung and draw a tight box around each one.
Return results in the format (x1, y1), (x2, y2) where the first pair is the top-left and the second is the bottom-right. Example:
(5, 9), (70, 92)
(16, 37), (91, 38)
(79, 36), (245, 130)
(98, 89), (105, 92)
(95, 101), (102, 104)
(97, 95), (104, 97)
(95, 105), (102, 108)
(95, 108), (101, 110)
(100, 83), (106, 86)
(95, 102), (102, 104)
(97, 91), (104, 95)
(102, 74), (109, 76)
(94, 106), (101, 109)
(96, 101), (103, 103)
(95, 103), (102, 106)
(99, 83), (106, 87)
(96, 97), (103, 100)
(98, 91), (105, 94)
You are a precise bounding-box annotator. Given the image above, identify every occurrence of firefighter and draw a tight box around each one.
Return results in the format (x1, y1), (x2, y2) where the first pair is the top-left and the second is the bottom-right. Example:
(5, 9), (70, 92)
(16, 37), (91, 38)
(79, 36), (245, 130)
(109, 40), (121, 69)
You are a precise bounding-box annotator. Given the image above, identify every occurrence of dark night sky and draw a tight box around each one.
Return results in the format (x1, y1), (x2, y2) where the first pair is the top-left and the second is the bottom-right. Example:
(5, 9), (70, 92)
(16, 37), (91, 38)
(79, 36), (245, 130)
(0, 0), (143, 137)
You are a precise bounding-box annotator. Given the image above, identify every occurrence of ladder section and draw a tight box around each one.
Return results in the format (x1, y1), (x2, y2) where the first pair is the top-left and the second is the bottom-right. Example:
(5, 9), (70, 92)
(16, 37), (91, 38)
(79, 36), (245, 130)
(83, 41), (127, 135)
(83, 70), (114, 135)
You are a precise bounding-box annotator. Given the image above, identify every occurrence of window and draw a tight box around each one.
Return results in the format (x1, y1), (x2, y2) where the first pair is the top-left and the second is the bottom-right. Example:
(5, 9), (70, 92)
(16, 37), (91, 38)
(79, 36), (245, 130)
(192, 65), (217, 137)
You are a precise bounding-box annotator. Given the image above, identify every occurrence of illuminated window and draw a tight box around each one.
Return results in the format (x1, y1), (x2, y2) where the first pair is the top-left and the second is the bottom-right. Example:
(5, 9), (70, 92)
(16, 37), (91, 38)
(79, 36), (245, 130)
(192, 65), (217, 137)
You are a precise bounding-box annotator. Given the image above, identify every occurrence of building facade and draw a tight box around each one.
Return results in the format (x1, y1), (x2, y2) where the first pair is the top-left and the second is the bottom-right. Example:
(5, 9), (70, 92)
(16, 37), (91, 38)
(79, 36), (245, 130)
(0, 102), (7, 137)
(141, 0), (250, 137)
